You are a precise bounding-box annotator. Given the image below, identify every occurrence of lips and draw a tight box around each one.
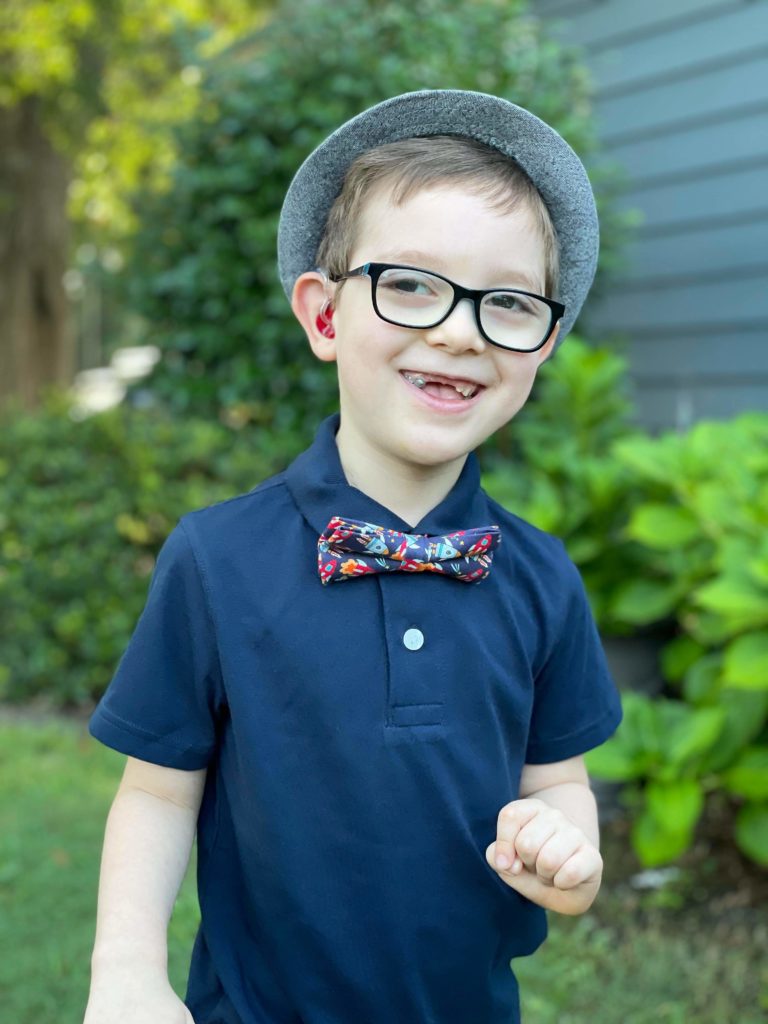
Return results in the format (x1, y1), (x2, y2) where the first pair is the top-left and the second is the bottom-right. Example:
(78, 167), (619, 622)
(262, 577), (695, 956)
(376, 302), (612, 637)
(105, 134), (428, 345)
(400, 369), (486, 400)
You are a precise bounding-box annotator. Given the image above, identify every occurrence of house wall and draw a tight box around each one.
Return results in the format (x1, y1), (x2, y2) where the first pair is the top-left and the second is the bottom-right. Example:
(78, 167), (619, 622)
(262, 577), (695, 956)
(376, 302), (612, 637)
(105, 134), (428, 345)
(535, 0), (768, 430)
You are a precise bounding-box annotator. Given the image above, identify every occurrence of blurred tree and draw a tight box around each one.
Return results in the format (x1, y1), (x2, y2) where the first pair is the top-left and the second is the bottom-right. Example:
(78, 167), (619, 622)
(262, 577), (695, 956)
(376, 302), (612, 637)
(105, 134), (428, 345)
(0, 0), (267, 409)
(124, 0), (630, 436)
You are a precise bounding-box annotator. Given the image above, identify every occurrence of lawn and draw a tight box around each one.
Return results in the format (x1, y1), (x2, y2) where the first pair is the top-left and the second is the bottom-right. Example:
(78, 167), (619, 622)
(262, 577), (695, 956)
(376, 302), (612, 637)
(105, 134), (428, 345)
(1, 711), (765, 1023)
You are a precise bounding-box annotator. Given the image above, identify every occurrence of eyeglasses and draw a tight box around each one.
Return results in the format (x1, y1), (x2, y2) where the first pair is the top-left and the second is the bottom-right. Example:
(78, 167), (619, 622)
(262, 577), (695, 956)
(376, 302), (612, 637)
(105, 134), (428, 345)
(328, 262), (565, 353)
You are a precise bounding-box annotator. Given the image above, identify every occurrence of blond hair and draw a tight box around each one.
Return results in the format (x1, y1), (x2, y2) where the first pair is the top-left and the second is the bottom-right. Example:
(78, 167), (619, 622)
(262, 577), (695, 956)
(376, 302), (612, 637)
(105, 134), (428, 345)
(315, 135), (560, 296)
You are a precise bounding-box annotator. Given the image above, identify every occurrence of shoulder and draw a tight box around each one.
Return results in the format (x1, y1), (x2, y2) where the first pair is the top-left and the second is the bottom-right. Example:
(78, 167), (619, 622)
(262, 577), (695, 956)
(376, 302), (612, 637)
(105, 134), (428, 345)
(175, 469), (297, 560)
(484, 492), (579, 589)
(483, 492), (589, 635)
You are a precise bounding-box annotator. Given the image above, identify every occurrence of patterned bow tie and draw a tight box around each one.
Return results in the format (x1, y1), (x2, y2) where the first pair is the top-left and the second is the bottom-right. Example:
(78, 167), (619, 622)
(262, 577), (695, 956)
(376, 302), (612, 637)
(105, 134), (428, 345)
(318, 516), (501, 585)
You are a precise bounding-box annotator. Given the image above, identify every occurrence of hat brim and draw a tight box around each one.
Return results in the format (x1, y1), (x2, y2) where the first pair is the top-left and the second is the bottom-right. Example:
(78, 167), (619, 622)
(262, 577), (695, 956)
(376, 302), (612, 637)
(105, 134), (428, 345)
(277, 89), (598, 343)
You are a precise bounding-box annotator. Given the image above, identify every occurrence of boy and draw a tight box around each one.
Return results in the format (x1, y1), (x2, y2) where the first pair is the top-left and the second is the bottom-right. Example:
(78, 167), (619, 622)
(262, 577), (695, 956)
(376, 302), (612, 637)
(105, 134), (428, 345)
(84, 90), (622, 1024)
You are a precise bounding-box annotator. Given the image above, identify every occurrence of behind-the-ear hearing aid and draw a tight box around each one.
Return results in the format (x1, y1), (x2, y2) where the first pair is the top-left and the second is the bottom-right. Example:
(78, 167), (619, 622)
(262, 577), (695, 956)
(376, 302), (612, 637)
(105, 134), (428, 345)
(316, 299), (335, 338)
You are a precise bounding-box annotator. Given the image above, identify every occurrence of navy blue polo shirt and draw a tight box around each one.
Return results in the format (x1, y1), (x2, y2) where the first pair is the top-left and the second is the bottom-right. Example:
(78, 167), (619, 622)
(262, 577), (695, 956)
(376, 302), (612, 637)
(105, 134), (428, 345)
(90, 411), (622, 1024)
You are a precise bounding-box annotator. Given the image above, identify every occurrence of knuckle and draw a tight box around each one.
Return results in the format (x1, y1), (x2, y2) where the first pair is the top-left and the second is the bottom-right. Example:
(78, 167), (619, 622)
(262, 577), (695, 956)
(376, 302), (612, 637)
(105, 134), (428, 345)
(537, 852), (560, 874)
(499, 804), (518, 826)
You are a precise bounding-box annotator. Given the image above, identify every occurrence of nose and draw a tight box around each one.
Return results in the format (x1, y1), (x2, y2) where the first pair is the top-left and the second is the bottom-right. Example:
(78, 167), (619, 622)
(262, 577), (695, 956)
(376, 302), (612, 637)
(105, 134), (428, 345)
(423, 297), (486, 355)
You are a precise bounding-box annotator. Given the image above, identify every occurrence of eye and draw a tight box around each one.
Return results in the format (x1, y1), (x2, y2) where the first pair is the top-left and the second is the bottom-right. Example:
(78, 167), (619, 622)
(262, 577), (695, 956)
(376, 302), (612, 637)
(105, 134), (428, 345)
(485, 292), (535, 315)
(385, 277), (432, 295)
(379, 268), (441, 299)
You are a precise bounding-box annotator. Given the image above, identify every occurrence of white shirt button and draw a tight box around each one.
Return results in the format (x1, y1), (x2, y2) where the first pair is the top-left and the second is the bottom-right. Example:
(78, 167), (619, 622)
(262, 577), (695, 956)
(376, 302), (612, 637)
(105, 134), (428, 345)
(403, 628), (424, 651)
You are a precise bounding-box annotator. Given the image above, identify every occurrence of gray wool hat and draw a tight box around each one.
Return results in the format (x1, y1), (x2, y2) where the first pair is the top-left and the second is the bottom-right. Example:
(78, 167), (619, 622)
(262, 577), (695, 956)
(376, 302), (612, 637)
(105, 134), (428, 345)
(277, 89), (599, 344)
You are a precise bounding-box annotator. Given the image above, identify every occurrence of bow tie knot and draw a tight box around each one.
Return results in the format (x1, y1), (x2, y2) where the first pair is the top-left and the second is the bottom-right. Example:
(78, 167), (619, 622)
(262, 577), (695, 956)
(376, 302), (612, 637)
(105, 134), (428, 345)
(318, 516), (501, 585)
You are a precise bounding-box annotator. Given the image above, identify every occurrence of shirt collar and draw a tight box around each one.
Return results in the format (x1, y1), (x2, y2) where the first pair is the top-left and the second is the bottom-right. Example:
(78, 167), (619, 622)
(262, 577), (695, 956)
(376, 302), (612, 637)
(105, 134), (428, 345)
(285, 413), (491, 537)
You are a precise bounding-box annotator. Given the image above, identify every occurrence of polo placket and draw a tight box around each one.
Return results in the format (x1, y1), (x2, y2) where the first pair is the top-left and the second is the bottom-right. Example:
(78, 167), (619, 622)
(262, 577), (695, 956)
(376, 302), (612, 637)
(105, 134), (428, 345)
(377, 574), (448, 735)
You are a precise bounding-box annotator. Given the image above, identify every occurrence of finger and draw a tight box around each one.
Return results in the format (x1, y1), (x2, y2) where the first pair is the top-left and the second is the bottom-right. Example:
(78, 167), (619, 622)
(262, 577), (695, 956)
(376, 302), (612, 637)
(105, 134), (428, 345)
(553, 845), (603, 891)
(532, 829), (584, 883)
(513, 817), (560, 873)
(493, 799), (543, 871)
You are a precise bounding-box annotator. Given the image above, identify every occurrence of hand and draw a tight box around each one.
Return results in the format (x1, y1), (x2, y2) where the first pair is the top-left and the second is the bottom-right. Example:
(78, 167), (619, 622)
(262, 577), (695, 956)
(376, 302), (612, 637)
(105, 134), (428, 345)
(485, 797), (602, 915)
(83, 973), (196, 1024)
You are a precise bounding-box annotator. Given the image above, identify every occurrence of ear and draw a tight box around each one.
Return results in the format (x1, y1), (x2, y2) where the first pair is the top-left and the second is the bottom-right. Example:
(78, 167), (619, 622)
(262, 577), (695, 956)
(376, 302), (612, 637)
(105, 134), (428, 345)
(535, 320), (561, 364)
(291, 271), (337, 363)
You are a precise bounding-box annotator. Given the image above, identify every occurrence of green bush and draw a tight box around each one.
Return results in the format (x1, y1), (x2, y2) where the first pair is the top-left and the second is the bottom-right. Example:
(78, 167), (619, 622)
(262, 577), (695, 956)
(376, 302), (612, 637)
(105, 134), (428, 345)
(481, 337), (646, 630)
(121, 0), (627, 431)
(481, 343), (768, 870)
(586, 416), (768, 869)
(0, 394), (304, 705)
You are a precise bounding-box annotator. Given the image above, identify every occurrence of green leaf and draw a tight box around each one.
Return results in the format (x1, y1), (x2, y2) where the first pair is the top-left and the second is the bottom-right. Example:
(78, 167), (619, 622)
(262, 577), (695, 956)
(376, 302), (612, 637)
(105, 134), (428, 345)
(626, 504), (701, 550)
(612, 692), (663, 759)
(734, 802), (768, 867)
(698, 690), (768, 774)
(722, 631), (768, 690)
(694, 577), (768, 630)
(611, 578), (681, 626)
(661, 635), (706, 683)
(681, 653), (722, 705)
(631, 806), (693, 867)
(722, 747), (768, 800)
(612, 434), (681, 486)
(645, 779), (704, 836)
(664, 706), (724, 770)
(584, 740), (645, 782)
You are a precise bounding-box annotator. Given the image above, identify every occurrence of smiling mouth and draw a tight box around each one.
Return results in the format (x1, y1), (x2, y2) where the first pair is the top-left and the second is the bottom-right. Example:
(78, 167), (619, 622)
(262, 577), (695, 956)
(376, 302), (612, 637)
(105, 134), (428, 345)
(401, 370), (484, 400)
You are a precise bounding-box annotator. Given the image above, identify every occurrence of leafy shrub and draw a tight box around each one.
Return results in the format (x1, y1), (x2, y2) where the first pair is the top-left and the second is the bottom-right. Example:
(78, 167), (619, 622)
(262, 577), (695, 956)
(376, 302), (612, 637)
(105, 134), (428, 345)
(481, 337), (646, 630)
(586, 415), (768, 868)
(482, 345), (768, 869)
(121, 0), (627, 431)
(0, 394), (304, 705)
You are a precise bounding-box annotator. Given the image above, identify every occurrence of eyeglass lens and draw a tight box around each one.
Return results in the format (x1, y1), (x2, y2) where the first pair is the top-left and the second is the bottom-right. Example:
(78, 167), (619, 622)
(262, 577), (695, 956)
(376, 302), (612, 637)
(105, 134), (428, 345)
(375, 267), (552, 351)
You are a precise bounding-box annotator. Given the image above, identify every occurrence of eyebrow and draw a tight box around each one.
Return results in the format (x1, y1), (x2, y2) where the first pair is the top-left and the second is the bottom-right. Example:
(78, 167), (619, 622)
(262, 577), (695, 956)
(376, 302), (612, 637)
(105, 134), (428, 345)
(375, 249), (543, 294)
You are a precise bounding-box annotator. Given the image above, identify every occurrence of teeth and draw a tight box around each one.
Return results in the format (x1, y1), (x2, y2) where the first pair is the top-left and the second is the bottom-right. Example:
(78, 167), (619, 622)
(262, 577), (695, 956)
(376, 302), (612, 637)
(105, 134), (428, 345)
(403, 372), (478, 399)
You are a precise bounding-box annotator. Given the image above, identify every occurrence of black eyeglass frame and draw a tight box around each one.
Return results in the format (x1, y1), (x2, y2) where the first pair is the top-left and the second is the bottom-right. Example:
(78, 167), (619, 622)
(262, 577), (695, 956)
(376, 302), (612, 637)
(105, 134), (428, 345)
(329, 262), (565, 353)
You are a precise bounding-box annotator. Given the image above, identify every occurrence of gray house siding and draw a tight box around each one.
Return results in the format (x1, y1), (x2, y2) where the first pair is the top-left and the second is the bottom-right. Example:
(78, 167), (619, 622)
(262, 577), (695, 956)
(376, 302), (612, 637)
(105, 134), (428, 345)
(534, 0), (768, 430)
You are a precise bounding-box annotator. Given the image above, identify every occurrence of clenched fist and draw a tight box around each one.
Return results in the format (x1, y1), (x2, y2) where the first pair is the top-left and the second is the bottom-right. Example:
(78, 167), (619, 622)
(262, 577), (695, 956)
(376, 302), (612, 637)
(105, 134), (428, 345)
(485, 797), (602, 916)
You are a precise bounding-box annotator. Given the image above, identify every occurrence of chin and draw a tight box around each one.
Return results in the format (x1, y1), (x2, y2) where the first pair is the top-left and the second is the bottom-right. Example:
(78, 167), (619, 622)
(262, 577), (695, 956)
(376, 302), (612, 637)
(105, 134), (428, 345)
(395, 431), (476, 469)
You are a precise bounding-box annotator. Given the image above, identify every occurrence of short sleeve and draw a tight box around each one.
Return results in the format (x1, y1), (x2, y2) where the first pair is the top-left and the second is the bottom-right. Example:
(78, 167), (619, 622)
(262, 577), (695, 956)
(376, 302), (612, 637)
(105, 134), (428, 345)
(89, 519), (225, 769)
(525, 549), (623, 765)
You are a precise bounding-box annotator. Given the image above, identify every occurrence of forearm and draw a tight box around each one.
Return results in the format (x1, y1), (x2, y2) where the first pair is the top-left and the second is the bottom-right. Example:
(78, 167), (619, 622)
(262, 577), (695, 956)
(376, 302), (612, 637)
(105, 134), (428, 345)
(526, 781), (600, 849)
(90, 786), (198, 979)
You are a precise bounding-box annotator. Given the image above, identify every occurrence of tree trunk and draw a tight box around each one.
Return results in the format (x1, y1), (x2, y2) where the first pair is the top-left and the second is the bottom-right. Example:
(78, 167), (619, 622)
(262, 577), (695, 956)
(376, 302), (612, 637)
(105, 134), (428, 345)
(0, 96), (73, 410)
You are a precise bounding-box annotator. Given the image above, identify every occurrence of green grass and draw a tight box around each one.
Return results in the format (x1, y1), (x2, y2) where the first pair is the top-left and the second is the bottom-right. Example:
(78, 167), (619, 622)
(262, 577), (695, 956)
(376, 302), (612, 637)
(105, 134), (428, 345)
(0, 715), (198, 1019)
(1, 714), (765, 1022)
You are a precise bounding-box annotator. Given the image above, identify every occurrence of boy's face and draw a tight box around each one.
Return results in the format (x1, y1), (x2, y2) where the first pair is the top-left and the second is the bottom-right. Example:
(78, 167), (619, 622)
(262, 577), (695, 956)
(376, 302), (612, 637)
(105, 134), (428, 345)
(299, 182), (559, 474)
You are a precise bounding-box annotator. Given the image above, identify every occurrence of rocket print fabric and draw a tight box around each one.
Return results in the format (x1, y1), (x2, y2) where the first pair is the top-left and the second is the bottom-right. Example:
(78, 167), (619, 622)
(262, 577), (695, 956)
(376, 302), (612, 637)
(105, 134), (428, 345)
(318, 516), (501, 585)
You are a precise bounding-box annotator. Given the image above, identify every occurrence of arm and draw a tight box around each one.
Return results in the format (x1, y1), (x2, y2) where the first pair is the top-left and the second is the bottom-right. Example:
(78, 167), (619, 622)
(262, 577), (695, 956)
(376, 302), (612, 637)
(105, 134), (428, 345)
(485, 755), (603, 916)
(518, 754), (599, 847)
(84, 756), (207, 1023)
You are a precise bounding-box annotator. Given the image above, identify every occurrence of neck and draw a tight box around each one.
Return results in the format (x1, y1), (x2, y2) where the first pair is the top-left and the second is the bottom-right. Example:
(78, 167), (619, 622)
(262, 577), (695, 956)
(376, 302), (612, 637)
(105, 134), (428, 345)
(335, 422), (466, 529)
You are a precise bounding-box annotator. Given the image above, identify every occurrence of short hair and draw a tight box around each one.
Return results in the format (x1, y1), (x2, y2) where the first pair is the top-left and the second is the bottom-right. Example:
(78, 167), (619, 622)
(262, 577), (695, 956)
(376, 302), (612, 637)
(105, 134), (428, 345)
(315, 135), (560, 297)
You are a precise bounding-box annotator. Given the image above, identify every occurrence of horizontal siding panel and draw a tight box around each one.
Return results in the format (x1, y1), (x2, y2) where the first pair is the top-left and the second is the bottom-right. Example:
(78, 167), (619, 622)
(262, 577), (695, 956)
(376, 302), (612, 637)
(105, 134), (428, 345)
(588, 3), (768, 93)
(621, 331), (768, 378)
(538, 0), (743, 50)
(631, 381), (768, 431)
(616, 166), (768, 229)
(537, 0), (768, 430)
(595, 55), (768, 139)
(585, 274), (765, 334)
(605, 110), (768, 184)
(536, 0), (603, 17)
(622, 220), (768, 281)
